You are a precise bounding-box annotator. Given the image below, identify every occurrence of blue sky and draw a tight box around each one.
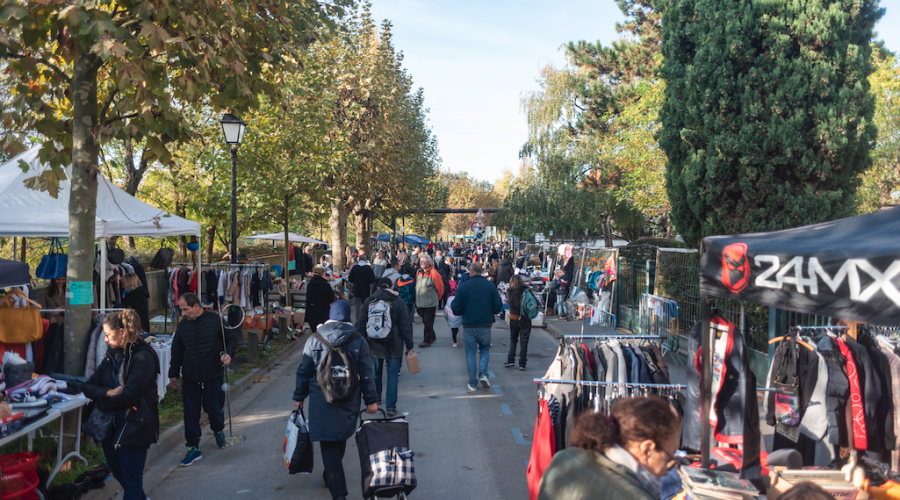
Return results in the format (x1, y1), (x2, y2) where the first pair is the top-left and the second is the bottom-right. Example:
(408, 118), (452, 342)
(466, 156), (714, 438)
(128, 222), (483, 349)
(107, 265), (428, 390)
(370, 0), (900, 183)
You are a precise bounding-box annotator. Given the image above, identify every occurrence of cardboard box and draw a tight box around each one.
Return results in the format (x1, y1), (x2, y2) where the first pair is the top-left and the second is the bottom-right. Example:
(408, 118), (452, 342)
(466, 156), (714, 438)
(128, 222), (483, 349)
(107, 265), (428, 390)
(243, 314), (266, 330)
(768, 469), (867, 500)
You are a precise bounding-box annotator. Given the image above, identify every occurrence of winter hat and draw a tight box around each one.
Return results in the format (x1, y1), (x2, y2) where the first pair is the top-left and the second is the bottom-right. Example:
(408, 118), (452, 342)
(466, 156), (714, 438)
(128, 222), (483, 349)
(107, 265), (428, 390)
(329, 299), (351, 323)
(375, 278), (393, 290)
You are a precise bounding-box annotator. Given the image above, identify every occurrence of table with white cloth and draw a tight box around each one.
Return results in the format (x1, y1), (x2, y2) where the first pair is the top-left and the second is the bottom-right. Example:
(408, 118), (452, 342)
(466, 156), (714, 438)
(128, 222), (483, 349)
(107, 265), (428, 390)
(150, 341), (172, 401)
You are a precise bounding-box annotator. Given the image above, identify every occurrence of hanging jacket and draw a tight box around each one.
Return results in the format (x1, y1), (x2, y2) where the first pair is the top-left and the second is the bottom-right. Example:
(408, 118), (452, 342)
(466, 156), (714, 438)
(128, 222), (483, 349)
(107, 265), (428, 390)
(860, 331), (896, 453)
(813, 333), (851, 446)
(845, 336), (883, 454)
(527, 399), (556, 500)
(496, 258), (514, 283)
(82, 339), (160, 448)
(122, 286), (151, 333)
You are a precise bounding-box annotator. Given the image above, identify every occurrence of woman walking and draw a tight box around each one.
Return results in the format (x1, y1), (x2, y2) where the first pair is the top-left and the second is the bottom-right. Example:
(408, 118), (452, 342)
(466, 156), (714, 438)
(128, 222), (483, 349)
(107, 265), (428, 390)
(305, 266), (336, 332)
(504, 275), (532, 370)
(82, 310), (159, 500)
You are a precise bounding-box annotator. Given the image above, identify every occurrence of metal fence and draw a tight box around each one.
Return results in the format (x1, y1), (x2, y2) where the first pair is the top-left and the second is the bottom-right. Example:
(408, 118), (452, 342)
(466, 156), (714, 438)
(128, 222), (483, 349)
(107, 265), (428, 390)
(581, 309), (617, 336)
(639, 294), (683, 366)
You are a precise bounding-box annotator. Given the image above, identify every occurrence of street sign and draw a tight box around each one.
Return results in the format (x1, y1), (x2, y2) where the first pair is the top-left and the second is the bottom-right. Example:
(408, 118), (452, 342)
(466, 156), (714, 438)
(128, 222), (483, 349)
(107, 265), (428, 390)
(475, 208), (485, 219)
(471, 220), (484, 231)
(473, 229), (486, 242)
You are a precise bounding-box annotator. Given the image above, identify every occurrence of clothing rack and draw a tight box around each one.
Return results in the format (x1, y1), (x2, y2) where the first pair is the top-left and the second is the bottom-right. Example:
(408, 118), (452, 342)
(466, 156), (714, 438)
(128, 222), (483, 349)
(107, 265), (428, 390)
(39, 308), (127, 312)
(793, 325), (849, 330)
(561, 335), (660, 340)
(170, 262), (269, 268)
(533, 378), (686, 390)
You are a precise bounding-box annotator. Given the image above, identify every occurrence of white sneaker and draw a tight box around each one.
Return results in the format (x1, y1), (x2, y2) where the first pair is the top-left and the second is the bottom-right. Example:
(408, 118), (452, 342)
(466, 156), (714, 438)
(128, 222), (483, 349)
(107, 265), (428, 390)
(480, 375), (491, 388)
(453, 343), (458, 347)
(467, 384), (477, 392)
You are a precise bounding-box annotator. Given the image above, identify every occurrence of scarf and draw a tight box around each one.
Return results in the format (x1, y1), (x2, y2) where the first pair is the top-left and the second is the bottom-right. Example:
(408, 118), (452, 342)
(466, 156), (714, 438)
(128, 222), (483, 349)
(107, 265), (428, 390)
(604, 445), (663, 499)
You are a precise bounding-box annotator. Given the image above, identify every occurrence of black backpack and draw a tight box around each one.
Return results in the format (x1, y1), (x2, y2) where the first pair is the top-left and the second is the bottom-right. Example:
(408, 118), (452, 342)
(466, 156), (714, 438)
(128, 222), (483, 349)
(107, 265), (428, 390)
(312, 331), (361, 404)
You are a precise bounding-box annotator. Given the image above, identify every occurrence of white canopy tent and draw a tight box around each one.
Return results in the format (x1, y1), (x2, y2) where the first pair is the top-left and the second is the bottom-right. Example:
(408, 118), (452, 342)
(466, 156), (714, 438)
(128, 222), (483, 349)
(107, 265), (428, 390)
(0, 146), (202, 311)
(245, 232), (327, 245)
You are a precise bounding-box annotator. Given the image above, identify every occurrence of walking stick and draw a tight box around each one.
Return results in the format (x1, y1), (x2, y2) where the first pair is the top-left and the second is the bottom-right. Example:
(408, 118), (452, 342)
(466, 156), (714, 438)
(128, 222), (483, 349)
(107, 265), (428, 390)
(219, 306), (246, 446)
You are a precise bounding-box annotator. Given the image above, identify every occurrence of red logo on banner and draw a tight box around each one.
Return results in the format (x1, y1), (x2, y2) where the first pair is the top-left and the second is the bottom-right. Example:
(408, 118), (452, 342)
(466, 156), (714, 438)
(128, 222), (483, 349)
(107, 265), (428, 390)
(721, 243), (750, 293)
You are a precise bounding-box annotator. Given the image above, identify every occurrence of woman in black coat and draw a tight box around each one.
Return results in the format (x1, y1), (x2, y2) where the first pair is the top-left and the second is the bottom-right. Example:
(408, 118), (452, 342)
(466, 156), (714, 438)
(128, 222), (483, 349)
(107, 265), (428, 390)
(82, 310), (159, 500)
(305, 266), (335, 332)
(121, 273), (150, 332)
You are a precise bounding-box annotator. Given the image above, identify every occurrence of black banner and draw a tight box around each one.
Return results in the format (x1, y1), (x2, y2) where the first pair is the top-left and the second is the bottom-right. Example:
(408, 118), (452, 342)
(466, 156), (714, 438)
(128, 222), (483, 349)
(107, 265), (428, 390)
(699, 207), (900, 326)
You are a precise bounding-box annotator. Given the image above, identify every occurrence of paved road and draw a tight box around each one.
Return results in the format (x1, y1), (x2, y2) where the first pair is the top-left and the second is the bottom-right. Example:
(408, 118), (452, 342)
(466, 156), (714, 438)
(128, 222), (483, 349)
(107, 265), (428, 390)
(116, 311), (563, 500)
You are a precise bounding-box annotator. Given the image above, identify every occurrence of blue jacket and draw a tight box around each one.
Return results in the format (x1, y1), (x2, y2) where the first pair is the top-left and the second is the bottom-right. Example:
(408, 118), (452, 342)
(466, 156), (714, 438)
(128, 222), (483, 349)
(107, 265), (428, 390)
(450, 275), (502, 327)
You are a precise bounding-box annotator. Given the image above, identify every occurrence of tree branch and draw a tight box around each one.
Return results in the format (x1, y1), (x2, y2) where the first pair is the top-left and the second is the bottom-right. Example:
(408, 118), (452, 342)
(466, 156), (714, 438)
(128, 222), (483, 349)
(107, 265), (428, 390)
(100, 85), (119, 125)
(3, 53), (72, 84)
(105, 113), (139, 125)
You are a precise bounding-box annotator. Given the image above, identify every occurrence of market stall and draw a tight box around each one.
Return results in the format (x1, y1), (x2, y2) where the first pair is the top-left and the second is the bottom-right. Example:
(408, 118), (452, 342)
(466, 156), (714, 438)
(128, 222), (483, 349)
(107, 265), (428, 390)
(693, 206), (900, 491)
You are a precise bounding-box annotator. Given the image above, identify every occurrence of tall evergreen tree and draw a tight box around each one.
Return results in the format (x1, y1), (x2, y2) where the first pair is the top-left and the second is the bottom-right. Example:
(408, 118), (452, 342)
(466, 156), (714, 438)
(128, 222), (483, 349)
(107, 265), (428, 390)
(658, 0), (884, 246)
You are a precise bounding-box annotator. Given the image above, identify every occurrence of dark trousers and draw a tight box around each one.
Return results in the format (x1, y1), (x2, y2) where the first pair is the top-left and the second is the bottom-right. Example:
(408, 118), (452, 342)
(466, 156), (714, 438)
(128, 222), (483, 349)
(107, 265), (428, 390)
(102, 442), (149, 500)
(419, 306), (436, 343)
(508, 318), (532, 367)
(321, 440), (348, 499)
(182, 378), (225, 447)
(452, 327), (459, 343)
(406, 302), (415, 323)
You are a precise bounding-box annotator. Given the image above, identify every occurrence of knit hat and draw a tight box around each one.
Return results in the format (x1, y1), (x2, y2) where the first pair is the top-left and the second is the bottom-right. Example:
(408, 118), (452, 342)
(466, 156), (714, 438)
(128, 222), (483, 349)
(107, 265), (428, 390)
(375, 278), (393, 290)
(329, 299), (351, 323)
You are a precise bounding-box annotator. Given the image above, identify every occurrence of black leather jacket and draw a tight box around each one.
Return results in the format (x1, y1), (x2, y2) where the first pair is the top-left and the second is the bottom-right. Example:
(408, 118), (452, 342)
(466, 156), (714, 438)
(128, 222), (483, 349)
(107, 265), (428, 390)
(83, 339), (159, 448)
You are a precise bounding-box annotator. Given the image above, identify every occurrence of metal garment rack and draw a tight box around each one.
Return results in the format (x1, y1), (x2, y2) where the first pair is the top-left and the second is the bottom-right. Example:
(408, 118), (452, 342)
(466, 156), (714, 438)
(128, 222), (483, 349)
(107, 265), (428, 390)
(561, 334), (661, 341)
(533, 378), (687, 390)
(38, 308), (127, 313)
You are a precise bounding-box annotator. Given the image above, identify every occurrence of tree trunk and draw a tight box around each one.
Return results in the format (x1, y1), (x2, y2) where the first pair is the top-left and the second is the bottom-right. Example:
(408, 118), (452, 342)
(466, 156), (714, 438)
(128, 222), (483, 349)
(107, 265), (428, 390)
(329, 196), (349, 271)
(206, 226), (216, 262)
(65, 54), (102, 376)
(603, 215), (614, 248)
(355, 206), (372, 259)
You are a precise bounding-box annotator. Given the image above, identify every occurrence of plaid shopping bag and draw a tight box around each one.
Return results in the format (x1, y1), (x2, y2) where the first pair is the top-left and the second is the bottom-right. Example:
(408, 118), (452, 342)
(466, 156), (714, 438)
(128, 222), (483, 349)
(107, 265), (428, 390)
(369, 447), (416, 489)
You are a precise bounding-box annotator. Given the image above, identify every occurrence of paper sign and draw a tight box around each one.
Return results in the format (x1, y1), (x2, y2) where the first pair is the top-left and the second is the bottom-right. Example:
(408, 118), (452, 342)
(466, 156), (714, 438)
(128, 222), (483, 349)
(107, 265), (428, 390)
(288, 260), (296, 271)
(68, 281), (93, 305)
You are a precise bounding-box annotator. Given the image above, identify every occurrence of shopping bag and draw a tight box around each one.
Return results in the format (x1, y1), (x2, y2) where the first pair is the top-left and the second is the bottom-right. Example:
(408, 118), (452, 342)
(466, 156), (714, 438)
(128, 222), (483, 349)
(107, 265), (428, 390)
(0, 290), (43, 344)
(35, 238), (68, 279)
(406, 350), (420, 375)
(284, 409), (313, 474)
(369, 447), (416, 489)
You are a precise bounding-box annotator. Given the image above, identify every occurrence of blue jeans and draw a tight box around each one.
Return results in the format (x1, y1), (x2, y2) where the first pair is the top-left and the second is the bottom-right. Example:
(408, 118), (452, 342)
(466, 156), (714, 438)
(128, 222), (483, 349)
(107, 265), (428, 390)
(556, 293), (568, 316)
(464, 327), (491, 387)
(372, 358), (401, 410)
(102, 442), (149, 500)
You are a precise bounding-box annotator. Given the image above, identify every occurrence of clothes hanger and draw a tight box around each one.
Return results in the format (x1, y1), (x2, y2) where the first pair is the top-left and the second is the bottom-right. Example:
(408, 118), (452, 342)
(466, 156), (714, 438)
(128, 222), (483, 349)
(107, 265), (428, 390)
(768, 334), (815, 352)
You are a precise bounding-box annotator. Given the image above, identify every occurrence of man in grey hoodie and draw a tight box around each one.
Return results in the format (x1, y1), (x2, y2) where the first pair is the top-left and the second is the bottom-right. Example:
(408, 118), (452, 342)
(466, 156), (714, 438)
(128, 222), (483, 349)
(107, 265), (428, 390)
(381, 258), (402, 287)
(371, 251), (388, 279)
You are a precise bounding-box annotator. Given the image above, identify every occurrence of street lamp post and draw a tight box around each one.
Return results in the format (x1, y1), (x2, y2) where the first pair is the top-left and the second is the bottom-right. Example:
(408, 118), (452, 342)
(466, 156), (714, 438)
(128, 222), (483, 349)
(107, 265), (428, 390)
(220, 113), (247, 264)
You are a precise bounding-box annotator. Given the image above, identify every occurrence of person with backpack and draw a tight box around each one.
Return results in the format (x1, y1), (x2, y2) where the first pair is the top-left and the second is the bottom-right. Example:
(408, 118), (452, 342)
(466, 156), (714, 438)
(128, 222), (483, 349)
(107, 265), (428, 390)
(355, 278), (414, 417)
(415, 255), (444, 348)
(293, 300), (378, 500)
(504, 275), (536, 370)
(395, 269), (416, 326)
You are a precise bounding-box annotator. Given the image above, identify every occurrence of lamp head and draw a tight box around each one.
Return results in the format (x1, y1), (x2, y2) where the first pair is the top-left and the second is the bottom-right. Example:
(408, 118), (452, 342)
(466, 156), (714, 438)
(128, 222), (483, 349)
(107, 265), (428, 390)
(220, 113), (247, 146)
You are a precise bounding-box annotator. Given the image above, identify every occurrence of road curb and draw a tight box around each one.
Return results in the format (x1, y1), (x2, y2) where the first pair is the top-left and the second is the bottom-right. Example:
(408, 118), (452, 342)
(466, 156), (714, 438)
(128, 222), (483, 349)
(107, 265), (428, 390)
(82, 335), (307, 500)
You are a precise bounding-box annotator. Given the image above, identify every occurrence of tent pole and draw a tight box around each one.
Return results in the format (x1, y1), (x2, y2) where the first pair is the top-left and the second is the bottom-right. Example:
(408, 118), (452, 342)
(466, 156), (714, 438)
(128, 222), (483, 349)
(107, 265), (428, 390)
(197, 229), (202, 302)
(700, 295), (712, 468)
(100, 238), (107, 314)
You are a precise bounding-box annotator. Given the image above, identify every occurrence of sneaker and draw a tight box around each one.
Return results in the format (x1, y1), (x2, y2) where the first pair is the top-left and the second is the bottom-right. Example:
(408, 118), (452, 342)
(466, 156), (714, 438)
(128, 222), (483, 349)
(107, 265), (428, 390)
(518, 366), (526, 371)
(480, 375), (491, 388)
(215, 431), (226, 449)
(504, 362), (515, 368)
(467, 384), (477, 392)
(180, 447), (202, 467)
(386, 409), (398, 418)
(452, 343), (458, 347)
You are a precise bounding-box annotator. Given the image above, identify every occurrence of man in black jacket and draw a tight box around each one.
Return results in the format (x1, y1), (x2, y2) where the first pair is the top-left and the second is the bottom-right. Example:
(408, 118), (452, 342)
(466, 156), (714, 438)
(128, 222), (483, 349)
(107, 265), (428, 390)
(347, 254), (376, 323)
(169, 292), (237, 466)
(356, 278), (414, 417)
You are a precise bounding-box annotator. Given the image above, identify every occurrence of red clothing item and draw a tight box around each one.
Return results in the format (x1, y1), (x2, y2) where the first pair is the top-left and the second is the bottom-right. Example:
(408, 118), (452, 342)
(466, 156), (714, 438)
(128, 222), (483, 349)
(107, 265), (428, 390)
(836, 338), (867, 450)
(527, 399), (556, 500)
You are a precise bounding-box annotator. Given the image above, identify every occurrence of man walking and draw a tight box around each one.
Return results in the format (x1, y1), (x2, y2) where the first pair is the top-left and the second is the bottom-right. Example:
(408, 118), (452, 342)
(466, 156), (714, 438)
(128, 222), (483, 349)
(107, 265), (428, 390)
(451, 263), (503, 392)
(169, 292), (237, 466)
(348, 254), (376, 323)
(415, 255), (444, 347)
(371, 251), (388, 279)
(293, 300), (378, 500)
(356, 278), (414, 417)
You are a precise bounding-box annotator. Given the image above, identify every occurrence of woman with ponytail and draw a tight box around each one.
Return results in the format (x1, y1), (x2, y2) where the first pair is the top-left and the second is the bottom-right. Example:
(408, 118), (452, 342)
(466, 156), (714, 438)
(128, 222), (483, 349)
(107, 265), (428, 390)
(538, 396), (682, 500)
(83, 309), (160, 500)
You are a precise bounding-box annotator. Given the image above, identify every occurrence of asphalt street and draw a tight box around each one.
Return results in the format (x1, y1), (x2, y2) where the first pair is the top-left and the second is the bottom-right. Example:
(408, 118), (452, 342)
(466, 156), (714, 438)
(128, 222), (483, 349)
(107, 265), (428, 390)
(109, 310), (563, 500)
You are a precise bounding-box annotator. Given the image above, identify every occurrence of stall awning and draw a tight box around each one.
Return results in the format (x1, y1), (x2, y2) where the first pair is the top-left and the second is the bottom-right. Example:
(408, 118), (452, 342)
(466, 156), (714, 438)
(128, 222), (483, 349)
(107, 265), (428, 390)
(244, 232), (327, 245)
(0, 147), (200, 238)
(699, 206), (900, 325)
